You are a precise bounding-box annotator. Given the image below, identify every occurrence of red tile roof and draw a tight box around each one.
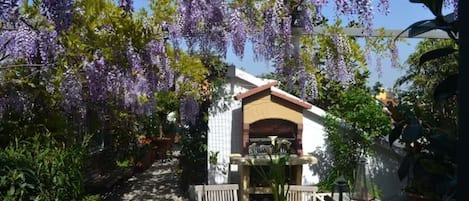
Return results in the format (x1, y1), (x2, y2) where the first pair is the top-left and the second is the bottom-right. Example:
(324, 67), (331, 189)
(235, 81), (312, 109)
(234, 81), (278, 100)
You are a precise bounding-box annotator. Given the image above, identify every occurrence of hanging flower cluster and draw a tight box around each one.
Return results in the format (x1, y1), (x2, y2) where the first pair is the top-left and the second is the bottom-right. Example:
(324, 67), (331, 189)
(229, 8), (247, 59)
(172, 0), (396, 98)
(324, 33), (355, 86)
(0, 1), (190, 125)
(40, 0), (74, 33)
(0, 0), (20, 23)
(0, 0), (461, 126)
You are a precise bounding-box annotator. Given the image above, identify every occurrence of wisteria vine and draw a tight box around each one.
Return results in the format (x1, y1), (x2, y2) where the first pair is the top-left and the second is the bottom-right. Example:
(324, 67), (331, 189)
(0, 0), (461, 128)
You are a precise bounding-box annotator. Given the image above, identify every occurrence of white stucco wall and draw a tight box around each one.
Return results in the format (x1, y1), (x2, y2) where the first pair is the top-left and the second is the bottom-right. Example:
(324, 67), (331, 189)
(207, 77), (254, 184)
(368, 141), (407, 201)
(301, 109), (328, 185)
(207, 102), (239, 184)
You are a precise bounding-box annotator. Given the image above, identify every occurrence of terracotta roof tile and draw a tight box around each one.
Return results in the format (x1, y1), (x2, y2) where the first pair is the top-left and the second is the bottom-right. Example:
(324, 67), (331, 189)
(234, 81), (312, 109)
(234, 81), (278, 100)
(271, 91), (312, 109)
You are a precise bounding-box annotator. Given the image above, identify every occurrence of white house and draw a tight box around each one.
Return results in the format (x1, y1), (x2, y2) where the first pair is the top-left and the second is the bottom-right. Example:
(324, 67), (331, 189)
(207, 66), (406, 201)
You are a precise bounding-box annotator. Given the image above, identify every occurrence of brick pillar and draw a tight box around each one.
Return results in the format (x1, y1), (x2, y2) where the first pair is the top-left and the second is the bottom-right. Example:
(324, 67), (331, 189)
(240, 165), (250, 201)
(242, 123), (250, 156)
(296, 124), (303, 156)
(295, 165), (303, 185)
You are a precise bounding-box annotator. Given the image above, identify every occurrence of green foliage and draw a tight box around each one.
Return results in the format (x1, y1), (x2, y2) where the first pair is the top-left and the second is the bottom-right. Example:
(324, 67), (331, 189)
(82, 194), (101, 201)
(389, 38), (458, 199)
(371, 82), (383, 96)
(209, 151), (220, 165)
(0, 134), (87, 200)
(0, 71), (69, 147)
(116, 160), (131, 168)
(179, 102), (208, 190)
(178, 54), (230, 189)
(395, 39), (458, 103)
(320, 87), (391, 190)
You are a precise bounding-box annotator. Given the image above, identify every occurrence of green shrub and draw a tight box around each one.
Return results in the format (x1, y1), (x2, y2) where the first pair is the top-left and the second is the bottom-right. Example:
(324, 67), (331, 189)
(0, 134), (86, 201)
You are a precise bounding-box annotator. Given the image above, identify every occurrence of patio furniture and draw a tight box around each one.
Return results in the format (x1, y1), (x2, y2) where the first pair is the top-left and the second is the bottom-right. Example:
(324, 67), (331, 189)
(189, 184), (239, 201)
(288, 185), (329, 201)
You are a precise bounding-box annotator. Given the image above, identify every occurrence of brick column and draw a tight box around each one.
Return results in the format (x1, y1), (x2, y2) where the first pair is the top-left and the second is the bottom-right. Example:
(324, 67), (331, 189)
(296, 124), (303, 156)
(242, 123), (250, 156)
(295, 165), (303, 185)
(240, 165), (250, 201)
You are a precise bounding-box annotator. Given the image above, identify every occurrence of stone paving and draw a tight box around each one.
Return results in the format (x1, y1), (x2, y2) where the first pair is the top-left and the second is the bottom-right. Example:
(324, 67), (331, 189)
(103, 151), (188, 201)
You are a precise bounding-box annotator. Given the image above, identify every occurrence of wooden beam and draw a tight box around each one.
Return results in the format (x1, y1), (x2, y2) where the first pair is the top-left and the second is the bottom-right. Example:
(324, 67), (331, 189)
(306, 27), (452, 39)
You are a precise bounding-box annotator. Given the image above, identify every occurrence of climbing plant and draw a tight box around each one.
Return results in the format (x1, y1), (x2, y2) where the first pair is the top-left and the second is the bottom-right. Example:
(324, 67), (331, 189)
(321, 87), (392, 190)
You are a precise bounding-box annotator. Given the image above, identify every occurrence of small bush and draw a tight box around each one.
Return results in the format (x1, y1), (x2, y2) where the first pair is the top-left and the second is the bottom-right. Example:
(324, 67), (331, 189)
(0, 134), (86, 200)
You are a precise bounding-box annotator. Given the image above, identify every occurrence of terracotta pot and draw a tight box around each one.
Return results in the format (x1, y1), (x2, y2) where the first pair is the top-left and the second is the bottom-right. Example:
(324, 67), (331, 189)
(154, 137), (173, 159)
(134, 150), (155, 172)
(134, 161), (146, 173)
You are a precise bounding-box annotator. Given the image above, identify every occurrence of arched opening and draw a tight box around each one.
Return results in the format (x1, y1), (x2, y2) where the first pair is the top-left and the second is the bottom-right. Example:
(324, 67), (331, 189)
(249, 119), (298, 155)
(250, 119), (297, 138)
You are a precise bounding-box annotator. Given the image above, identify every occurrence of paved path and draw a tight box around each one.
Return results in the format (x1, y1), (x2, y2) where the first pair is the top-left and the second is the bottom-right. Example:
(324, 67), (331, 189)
(103, 153), (188, 201)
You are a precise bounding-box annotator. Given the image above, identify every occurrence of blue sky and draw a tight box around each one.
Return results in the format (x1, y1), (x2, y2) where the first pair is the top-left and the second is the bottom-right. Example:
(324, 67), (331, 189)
(134, 1), (447, 88)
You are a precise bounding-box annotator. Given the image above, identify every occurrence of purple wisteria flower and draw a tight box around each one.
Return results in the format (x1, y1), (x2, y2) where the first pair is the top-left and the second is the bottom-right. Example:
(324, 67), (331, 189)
(119, 0), (134, 13)
(167, 23), (182, 48)
(1, 24), (39, 63)
(378, 0), (390, 14)
(324, 34), (355, 86)
(40, 0), (73, 33)
(229, 8), (247, 58)
(389, 41), (399, 68)
(125, 45), (153, 114)
(334, 0), (377, 35)
(0, 0), (20, 23)
(84, 50), (108, 104)
(60, 68), (83, 115)
(38, 29), (60, 64)
(204, 0), (228, 57)
(145, 40), (174, 92)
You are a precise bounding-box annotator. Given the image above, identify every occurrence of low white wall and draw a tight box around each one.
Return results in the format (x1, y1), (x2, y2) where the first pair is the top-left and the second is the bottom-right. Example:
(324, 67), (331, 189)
(367, 141), (407, 201)
(301, 110), (328, 185)
(301, 111), (406, 201)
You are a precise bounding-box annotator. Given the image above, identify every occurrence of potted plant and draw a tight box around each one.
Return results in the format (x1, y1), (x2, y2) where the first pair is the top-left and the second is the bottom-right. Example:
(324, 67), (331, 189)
(134, 136), (154, 172)
(209, 151), (227, 184)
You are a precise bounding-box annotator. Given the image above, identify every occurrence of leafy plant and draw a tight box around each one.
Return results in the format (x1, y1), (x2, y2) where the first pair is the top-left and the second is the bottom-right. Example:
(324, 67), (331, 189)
(0, 134), (87, 200)
(82, 194), (101, 201)
(116, 160), (131, 168)
(209, 151), (220, 165)
(387, 100), (456, 200)
(248, 139), (292, 201)
(388, 1), (459, 199)
(396, 0), (458, 40)
(321, 87), (392, 190)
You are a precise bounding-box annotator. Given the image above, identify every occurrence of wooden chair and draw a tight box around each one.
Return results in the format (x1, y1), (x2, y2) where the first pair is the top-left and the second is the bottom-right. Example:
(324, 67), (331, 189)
(189, 184), (239, 201)
(287, 185), (328, 201)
